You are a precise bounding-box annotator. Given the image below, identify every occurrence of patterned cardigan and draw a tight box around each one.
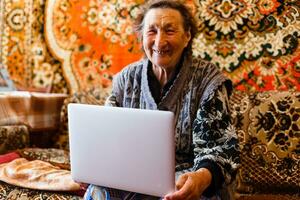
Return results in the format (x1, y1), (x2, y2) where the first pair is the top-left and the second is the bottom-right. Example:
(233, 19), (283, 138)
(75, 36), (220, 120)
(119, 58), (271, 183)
(105, 54), (240, 196)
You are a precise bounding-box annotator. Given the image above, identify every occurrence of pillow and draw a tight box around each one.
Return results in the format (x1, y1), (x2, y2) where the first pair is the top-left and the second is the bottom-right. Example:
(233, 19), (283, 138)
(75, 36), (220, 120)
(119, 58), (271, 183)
(230, 91), (300, 195)
(0, 125), (29, 154)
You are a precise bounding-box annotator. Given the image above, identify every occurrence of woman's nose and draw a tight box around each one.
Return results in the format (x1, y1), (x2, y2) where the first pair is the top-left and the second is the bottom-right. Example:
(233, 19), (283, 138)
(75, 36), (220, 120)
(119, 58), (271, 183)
(154, 31), (167, 48)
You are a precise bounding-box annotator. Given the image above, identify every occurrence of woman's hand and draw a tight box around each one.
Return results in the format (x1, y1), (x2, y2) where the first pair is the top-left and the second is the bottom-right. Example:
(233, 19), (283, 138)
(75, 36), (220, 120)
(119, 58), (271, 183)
(164, 168), (212, 200)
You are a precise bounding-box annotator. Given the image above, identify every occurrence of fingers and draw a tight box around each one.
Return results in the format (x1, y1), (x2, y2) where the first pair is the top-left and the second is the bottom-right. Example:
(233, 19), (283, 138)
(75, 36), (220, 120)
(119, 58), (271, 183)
(174, 176), (192, 197)
(164, 175), (192, 200)
(175, 174), (188, 190)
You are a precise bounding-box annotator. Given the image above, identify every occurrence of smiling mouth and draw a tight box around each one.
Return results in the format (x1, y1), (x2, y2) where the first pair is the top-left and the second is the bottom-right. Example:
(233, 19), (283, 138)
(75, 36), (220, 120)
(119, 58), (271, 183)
(153, 49), (168, 55)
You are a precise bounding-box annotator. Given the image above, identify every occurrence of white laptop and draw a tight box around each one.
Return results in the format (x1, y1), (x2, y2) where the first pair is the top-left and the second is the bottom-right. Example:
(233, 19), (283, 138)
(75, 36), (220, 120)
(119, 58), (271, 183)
(68, 103), (175, 197)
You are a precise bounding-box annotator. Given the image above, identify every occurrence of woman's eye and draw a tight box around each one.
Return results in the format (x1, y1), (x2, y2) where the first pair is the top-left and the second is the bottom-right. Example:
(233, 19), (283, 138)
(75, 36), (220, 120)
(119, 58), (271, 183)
(166, 29), (174, 34)
(147, 29), (156, 34)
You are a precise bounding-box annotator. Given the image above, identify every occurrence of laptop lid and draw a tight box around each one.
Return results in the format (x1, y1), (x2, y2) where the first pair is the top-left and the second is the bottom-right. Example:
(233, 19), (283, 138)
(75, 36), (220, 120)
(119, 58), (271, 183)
(68, 103), (175, 197)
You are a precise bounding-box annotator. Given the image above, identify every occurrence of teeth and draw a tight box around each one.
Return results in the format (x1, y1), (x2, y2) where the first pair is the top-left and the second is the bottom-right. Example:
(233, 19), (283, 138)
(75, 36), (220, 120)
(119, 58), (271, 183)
(155, 50), (165, 54)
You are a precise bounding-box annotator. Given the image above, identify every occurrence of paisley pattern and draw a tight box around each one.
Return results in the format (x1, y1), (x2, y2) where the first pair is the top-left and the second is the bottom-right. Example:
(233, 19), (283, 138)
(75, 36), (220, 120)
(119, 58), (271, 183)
(230, 91), (300, 195)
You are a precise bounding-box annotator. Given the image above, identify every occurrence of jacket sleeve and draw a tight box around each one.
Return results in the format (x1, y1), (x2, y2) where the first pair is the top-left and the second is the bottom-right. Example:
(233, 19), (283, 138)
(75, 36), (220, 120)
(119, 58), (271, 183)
(105, 71), (125, 107)
(190, 84), (240, 196)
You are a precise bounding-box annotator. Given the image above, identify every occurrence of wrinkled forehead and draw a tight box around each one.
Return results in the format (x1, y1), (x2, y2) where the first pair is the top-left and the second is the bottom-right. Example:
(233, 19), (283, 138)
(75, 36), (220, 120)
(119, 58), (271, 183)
(143, 8), (184, 29)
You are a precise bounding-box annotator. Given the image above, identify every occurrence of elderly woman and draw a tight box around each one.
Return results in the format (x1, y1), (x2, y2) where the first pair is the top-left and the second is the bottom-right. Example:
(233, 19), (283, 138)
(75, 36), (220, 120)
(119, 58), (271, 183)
(84, 0), (239, 199)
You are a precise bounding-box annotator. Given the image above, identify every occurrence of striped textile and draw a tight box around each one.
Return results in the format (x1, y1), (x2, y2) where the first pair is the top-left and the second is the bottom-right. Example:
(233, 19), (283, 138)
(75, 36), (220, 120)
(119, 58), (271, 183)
(0, 91), (67, 131)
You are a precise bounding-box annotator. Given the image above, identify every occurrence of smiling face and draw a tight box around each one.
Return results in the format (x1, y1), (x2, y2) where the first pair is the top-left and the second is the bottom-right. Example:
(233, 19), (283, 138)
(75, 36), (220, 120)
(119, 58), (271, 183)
(142, 8), (191, 72)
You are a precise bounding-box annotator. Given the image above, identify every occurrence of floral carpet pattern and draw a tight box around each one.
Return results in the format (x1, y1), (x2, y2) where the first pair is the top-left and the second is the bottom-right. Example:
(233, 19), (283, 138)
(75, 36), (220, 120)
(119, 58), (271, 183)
(1, 0), (300, 93)
(193, 0), (300, 91)
(0, 0), (68, 93)
(45, 0), (144, 93)
(231, 91), (299, 194)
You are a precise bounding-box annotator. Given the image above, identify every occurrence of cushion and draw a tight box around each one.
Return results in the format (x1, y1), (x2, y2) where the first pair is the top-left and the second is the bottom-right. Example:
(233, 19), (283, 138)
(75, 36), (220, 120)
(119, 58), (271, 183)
(0, 125), (29, 154)
(230, 91), (300, 197)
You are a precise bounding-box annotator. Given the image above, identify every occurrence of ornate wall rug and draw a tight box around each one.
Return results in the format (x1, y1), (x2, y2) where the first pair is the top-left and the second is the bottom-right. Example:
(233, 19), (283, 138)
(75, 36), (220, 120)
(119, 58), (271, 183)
(45, 0), (144, 93)
(2, 0), (299, 93)
(193, 0), (300, 91)
(0, 0), (68, 93)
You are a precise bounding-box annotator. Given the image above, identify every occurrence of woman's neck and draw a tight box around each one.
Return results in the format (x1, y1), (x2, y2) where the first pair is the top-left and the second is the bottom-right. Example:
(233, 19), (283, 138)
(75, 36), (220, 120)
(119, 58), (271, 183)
(151, 54), (185, 87)
(152, 65), (174, 87)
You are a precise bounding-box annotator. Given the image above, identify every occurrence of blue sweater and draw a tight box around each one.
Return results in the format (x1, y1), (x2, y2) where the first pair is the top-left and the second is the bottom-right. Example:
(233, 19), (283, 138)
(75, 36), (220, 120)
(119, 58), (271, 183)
(105, 54), (240, 198)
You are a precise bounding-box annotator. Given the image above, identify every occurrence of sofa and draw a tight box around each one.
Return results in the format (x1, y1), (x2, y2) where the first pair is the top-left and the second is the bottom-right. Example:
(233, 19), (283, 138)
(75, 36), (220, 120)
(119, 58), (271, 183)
(0, 88), (109, 199)
(0, 88), (299, 200)
(229, 90), (299, 200)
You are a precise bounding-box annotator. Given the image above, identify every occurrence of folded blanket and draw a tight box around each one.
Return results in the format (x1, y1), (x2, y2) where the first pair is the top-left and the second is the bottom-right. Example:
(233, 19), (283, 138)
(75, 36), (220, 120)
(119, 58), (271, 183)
(0, 158), (80, 191)
(0, 152), (20, 164)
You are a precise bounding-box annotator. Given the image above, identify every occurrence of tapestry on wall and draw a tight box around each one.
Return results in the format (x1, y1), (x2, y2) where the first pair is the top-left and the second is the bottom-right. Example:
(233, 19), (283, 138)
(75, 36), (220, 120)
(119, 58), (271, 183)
(46, 0), (300, 93)
(0, 0), (68, 93)
(1, 0), (300, 93)
(193, 0), (300, 91)
(45, 0), (144, 93)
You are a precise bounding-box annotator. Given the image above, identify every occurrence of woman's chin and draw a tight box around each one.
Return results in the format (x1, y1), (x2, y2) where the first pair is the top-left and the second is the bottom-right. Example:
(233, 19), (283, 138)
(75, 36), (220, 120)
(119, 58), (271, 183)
(152, 60), (173, 69)
(154, 63), (173, 70)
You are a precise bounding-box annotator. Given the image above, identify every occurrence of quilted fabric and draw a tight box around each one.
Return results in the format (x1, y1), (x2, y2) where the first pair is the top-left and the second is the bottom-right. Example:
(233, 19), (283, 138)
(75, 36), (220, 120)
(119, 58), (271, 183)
(0, 125), (29, 154)
(230, 91), (300, 197)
